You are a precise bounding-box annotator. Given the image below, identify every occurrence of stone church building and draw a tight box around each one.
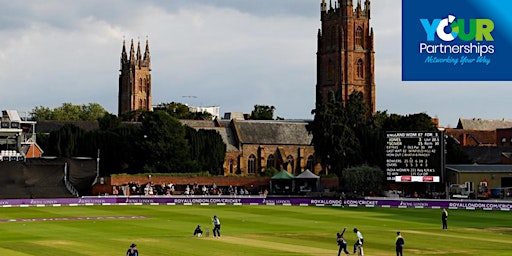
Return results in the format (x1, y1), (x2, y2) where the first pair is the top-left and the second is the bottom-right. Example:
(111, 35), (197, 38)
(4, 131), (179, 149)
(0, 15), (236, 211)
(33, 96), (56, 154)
(316, 0), (375, 113)
(117, 0), (376, 176)
(118, 39), (153, 116)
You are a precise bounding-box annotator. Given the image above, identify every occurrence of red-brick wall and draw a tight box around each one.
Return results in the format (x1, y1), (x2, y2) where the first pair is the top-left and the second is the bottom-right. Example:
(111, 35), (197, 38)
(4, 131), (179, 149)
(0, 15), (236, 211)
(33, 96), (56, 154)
(91, 175), (339, 195)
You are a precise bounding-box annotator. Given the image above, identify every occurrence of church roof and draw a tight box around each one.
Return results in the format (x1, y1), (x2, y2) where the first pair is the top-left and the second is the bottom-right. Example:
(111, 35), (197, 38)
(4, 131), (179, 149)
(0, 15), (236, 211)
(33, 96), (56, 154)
(234, 120), (313, 145)
(179, 119), (217, 128)
(179, 119), (238, 152)
(197, 127), (238, 152)
(457, 118), (512, 130)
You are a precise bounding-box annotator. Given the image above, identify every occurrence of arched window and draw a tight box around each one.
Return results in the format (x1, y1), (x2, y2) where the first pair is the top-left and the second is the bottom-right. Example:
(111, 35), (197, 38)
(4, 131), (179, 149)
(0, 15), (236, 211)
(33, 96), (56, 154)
(248, 154), (256, 174)
(229, 159), (234, 174)
(306, 155), (314, 172)
(286, 155), (294, 173)
(139, 78), (143, 92)
(357, 59), (364, 78)
(355, 26), (363, 47)
(139, 98), (143, 108)
(142, 78), (146, 92)
(267, 154), (275, 169)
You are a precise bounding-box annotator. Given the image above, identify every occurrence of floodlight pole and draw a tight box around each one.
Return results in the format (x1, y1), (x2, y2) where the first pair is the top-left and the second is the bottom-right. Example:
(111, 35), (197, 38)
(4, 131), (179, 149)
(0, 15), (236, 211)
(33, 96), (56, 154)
(441, 131), (449, 199)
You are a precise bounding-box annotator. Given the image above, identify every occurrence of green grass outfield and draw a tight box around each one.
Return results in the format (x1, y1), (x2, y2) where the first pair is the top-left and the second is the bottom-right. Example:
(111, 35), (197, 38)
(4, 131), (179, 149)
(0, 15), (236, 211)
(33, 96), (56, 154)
(0, 205), (510, 255)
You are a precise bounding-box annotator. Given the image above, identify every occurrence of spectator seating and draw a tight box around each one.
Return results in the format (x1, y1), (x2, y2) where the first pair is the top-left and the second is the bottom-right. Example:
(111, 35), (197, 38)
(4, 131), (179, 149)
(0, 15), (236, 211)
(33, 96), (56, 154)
(0, 150), (24, 161)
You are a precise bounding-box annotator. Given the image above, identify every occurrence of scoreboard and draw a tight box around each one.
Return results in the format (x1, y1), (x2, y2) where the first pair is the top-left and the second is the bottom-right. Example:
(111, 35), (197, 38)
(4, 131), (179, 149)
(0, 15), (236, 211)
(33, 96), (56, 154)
(385, 131), (445, 182)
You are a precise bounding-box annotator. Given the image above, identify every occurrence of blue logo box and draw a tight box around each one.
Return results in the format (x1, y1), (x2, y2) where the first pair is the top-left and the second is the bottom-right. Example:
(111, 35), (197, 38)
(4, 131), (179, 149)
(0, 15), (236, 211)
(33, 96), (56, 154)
(402, 0), (512, 81)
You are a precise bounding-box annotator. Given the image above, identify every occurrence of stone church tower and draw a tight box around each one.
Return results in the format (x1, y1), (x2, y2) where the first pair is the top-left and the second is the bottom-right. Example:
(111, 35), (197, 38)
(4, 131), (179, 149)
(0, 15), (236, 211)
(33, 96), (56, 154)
(316, 0), (376, 113)
(118, 39), (152, 116)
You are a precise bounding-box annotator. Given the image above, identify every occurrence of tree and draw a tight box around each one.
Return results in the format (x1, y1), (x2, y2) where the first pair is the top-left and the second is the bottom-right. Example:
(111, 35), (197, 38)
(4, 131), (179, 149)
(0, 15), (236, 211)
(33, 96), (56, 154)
(137, 111), (192, 173)
(445, 136), (473, 164)
(31, 102), (108, 121)
(308, 90), (368, 175)
(98, 113), (122, 131)
(153, 102), (213, 120)
(80, 103), (108, 121)
(341, 165), (383, 195)
(250, 105), (275, 120)
(30, 106), (52, 120)
(381, 112), (438, 132)
(185, 127), (226, 175)
(42, 124), (86, 157)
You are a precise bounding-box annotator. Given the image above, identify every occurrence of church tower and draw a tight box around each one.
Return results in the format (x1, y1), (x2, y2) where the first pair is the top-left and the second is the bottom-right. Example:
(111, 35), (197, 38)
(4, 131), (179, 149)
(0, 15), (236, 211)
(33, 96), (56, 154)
(316, 0), (375, 113)
(118, 38), (152, 116)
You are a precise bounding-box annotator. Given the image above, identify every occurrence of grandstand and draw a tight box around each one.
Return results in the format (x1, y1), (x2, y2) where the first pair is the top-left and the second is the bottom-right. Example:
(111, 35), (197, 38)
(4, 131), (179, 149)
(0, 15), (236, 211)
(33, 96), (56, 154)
(0, 110), (97, 199)
(0, 157), (97, 199)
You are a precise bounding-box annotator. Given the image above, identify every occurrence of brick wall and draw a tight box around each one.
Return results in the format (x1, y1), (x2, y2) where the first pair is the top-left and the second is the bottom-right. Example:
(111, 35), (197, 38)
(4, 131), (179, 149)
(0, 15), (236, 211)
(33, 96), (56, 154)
(91, 175), (339, 195)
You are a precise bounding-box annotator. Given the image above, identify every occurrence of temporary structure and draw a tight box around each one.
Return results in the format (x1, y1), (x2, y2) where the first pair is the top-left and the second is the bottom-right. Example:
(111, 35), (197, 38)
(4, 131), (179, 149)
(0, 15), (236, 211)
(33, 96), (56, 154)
(270, 170), (295, 194)
(295, 169), (320, 192)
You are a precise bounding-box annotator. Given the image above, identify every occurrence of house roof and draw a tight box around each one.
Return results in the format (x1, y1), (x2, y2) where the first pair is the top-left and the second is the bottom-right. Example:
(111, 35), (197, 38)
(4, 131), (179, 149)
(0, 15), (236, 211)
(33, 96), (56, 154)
(445, 128), (496, 146)
(447, 164), (512, 173)
(462, 146), (512, 164)
(457, 118), (512, 130)
(234, 120), (313, 145)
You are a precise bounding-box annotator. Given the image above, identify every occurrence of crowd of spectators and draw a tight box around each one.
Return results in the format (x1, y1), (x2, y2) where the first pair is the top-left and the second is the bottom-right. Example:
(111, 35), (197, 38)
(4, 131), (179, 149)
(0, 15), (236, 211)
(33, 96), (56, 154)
(112, 181), (268, 196)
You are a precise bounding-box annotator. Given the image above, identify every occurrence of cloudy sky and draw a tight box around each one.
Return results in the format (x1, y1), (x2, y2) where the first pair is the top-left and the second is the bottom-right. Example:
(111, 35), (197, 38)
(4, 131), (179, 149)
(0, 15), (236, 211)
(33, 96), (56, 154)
(0, 0), (510, 127)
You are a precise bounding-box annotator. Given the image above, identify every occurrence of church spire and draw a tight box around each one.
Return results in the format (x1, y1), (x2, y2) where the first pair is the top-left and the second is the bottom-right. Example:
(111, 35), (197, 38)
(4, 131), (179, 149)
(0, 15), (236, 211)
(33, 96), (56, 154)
(136, 39), (142, 61)
(144, 38), (150, 61)
(121, 39), (127, 64)
(365, 0), (371, 17)
(119, 37), (153, 117)
(129, 39), (135, 63)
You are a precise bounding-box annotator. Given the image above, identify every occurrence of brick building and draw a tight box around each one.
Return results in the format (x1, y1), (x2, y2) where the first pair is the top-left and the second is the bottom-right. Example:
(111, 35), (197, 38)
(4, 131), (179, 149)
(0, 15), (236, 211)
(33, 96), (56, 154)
(445, 118), (512, 164)
(118, 39), (152, 116)
(182, 119), (321, 176)
(316, 0), (376, 113)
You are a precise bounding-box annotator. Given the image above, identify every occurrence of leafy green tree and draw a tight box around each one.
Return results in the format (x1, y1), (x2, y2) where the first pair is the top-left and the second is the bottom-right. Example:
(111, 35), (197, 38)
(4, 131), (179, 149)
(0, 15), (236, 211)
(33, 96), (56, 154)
(153, 102), (213, 120)
(42, 124), (86, 157)
(88, 126), (141, 175)
(341, 165), (383, 195)
(445, 136), (473, 164)
(31, 103), (108, 121)
(185, 127), (226, 175)
(308, 90), (367, 175)
(80, 103), (108, 121)
(260, 167), (279, 177)
(30, 106), (53, 120)
(381, 113), (438, 132)
(250, 105), (275, 120)
(137, 111), (192, 173)
(98, 113), (122, 131)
